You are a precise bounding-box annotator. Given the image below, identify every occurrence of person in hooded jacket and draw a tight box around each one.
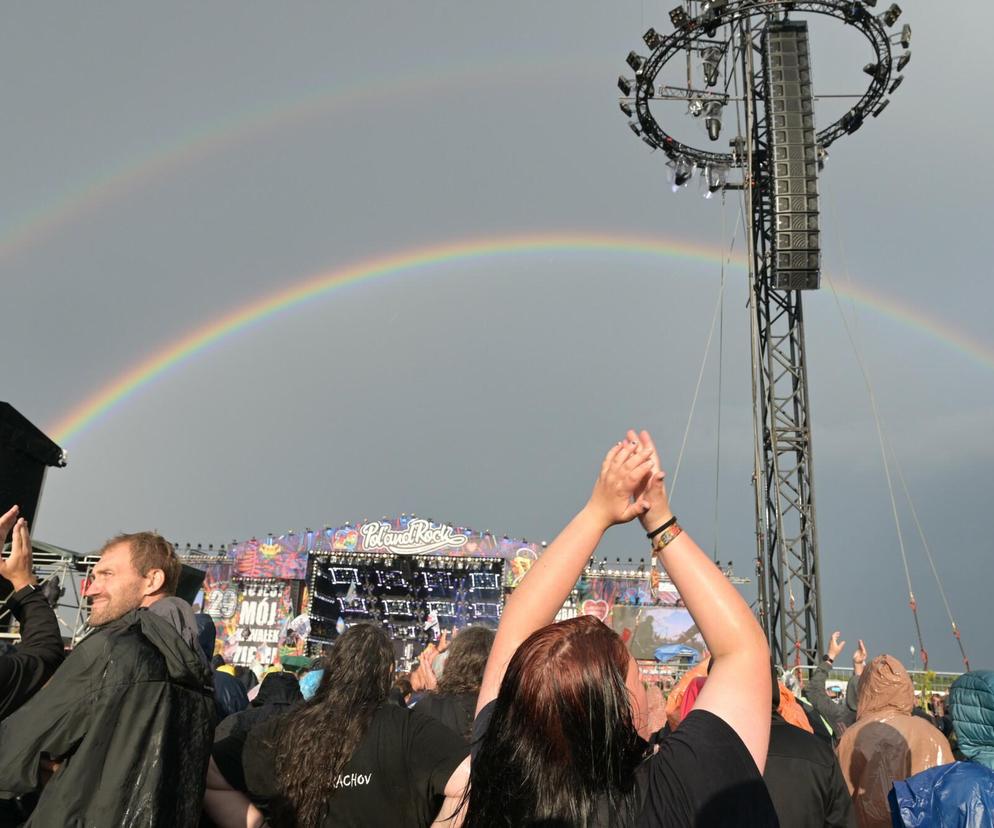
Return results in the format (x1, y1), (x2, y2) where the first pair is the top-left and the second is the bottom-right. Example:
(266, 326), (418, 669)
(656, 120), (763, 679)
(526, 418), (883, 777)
(0, 531), (215, 828)
(835, 654), (952, 828)
(805, 632), (864, 744)
(215, 669), (302, 742)
(763, 664), (856, 828)
(196, 613), (250, 721)
(888, 670), (994, 827)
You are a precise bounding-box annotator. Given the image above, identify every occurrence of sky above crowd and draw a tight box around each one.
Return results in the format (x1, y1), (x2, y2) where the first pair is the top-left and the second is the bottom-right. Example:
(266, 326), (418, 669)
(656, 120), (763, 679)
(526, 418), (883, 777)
(3, 2), (991, 672)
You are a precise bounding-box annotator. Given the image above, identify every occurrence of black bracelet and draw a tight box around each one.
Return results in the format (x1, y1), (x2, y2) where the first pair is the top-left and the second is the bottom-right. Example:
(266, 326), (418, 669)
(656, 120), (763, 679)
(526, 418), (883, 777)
(646, 516), (678, 540)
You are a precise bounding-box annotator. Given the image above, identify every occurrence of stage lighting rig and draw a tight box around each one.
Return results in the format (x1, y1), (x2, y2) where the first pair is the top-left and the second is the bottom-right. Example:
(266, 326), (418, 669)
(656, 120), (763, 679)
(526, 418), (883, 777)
(616, 0), (910, 668)
(618, 76), (634, 96)
(620, 100), (634, 117)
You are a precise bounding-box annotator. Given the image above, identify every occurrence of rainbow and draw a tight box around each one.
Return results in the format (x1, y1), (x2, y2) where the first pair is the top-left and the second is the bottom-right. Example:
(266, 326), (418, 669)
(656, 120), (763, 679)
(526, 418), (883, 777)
(0, 57), (593, 263)
(48, 232), (994, 445)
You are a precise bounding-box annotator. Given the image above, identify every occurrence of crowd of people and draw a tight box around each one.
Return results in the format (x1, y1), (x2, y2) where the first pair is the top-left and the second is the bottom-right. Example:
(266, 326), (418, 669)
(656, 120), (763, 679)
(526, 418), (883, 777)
(0, 428), (992, 826)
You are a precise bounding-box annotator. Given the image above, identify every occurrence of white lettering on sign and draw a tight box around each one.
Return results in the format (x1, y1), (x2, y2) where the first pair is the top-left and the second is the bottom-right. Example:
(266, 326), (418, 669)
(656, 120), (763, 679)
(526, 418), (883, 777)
(360, 519), (468, 555)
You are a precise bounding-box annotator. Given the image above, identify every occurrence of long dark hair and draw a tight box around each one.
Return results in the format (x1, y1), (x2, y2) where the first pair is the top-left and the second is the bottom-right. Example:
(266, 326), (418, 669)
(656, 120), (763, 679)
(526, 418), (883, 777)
(270, 623), (394, 827)
(436, 625), (495, 696)
(465, 615), (649, 827)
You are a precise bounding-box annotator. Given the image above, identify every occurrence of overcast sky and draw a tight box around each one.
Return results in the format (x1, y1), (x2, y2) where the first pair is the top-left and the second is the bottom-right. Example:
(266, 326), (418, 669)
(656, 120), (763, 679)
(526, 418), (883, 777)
(3, 2), (991, 672)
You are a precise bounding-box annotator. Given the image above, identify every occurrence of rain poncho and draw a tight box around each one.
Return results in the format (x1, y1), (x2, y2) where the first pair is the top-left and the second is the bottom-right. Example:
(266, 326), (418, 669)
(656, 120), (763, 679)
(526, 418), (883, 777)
(949, 670), (994, 770)
(836, 654), (952, 828)
(889, 761), (994, 827)
(0, 607), (215, 827)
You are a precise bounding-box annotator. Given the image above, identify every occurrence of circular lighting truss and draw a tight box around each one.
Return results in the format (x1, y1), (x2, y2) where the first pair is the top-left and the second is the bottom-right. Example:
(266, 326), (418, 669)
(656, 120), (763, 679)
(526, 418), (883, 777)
(622, 0), (906, 168)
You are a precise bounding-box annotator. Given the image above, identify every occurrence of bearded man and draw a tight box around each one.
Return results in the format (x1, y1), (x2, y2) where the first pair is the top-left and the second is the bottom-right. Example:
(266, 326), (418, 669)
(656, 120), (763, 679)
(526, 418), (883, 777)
(0, 532), (215, 827)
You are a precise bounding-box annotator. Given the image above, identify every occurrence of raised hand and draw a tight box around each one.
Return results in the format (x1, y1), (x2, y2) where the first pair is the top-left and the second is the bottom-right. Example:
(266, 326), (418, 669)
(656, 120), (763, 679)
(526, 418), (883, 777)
(0, 517), (35, 592)
(0, 504), (19, 545)
(585, 438), (655, 529)
(626, 429), (673, 533)
(852, 639), (868, 676)
(828, 630), (846, 662)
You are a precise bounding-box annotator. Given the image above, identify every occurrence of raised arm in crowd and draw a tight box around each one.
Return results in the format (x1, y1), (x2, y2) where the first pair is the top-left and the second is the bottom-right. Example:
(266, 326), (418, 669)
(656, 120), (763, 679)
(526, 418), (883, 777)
(0, 506), (65, 723)
(466, 429), (776, 827)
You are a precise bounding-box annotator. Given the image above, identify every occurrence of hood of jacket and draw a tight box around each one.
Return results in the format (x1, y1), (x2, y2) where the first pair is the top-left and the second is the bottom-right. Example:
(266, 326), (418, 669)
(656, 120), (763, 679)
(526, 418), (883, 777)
(195, 612), (218, 662)
(951, 671), (994, 770)
(253, 671), (303, 707)
(856, 654), (914, 720)
(148, 596), (211, 670)
(136, 608), (214, 693)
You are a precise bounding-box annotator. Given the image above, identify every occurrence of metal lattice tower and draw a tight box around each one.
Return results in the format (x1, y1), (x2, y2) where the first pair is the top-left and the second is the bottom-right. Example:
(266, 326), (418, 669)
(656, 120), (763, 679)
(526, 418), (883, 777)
(619, 1), (909, 665)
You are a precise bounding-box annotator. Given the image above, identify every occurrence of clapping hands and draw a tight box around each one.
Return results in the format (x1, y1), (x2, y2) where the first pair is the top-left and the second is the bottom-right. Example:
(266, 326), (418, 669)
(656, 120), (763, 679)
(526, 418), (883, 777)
(585, 437), (656, 529)
(0, 505), (35, 592)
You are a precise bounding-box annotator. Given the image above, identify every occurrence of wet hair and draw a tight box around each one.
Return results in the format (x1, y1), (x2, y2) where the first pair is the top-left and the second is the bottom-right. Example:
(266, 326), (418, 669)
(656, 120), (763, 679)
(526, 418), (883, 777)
(101, 531), (181, 596)
(465, 615), (649, 827)
(269, 624), (394, 828)
(436, 625), (496, 696)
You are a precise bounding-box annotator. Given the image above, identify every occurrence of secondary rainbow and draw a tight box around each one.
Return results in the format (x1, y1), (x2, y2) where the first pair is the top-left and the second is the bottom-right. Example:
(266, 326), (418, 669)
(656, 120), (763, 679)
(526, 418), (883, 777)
(49, 232), (994, 445)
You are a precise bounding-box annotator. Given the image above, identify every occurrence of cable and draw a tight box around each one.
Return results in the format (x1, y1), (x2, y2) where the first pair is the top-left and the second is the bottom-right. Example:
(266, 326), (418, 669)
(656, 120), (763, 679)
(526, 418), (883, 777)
(668, 204), (741, 500)
(713, 197), (728, 561)
(822, 180), (927, 670)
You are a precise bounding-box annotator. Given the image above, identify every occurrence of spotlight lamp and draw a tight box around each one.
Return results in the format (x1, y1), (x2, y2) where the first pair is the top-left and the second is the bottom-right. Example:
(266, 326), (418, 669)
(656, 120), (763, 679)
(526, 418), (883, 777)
(888, 74), (904, 94)
(702, 46), (723, 87)
(643, 27), (662, 50)
(618, 76), (634, 96)
(669, 5), (690, 29)
(630, 121), (643, 136)
(879, 3), (902, 27)
(862, 0), (877, 6)
(688, 97), (705, 117)
(896, 51), (911, 71)
(703, 164), (728, 197)
(862, 62), (886, 81)
(704, 99), (724, 141)
(900, 24), (911, 49)
(871, 98), (890, 117)
(619, 100), (634, 117)
(627, 51), (646, 72)
(669, 156), (694, 190)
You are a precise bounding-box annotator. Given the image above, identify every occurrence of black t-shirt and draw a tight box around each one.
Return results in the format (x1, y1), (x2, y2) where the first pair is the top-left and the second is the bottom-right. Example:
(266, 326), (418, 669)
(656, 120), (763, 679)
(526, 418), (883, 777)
(414, 692), (477, 742)
(473, 701), (779, 827)
(214, 703), (468, 828)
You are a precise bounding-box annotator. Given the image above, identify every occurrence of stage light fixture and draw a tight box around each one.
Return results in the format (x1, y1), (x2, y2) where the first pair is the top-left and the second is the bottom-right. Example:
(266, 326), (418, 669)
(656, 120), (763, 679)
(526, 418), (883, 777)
(703, 164), (728, 197)
(896, 51), (911, 71)
(643, 27), (662, 50)
(627, 51), (646, 72)
(862, 62), (885, 80)
(879, 3), (902, 27)
(688, 97), (705, 117)
(668, 156), (694, 191)
(620, 100), (634, 117)
(888, 74), (904, 93)
(618, 76), (634, 96)
(669, 5), (690, 28)
(704, 100), (723, 141)
(702, 46), (722, 87)
(871, 98), (890, 117)
(862, 0), (877, 6)
(629, 121), (642, 136)
(900, 24), (911, 48)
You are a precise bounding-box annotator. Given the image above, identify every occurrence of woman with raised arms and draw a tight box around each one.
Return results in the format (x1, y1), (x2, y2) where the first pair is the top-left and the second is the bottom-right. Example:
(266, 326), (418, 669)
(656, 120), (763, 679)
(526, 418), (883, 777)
(462, 430), (777, 827)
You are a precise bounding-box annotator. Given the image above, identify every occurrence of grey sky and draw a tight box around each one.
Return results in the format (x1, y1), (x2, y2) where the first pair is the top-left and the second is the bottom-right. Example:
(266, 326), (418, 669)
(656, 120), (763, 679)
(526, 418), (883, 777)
(3, 2), (991, 672)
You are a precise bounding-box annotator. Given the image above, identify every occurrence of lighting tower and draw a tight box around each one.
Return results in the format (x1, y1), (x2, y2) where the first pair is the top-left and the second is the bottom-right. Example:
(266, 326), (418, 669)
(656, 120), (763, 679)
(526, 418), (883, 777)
(620, 1), (909, 665)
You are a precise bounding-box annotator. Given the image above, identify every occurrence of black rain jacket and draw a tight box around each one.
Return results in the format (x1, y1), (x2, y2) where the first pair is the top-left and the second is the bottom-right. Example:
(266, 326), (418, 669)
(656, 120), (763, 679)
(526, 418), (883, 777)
(0, 586), (64, 722)
(0, 607), (215, 827)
